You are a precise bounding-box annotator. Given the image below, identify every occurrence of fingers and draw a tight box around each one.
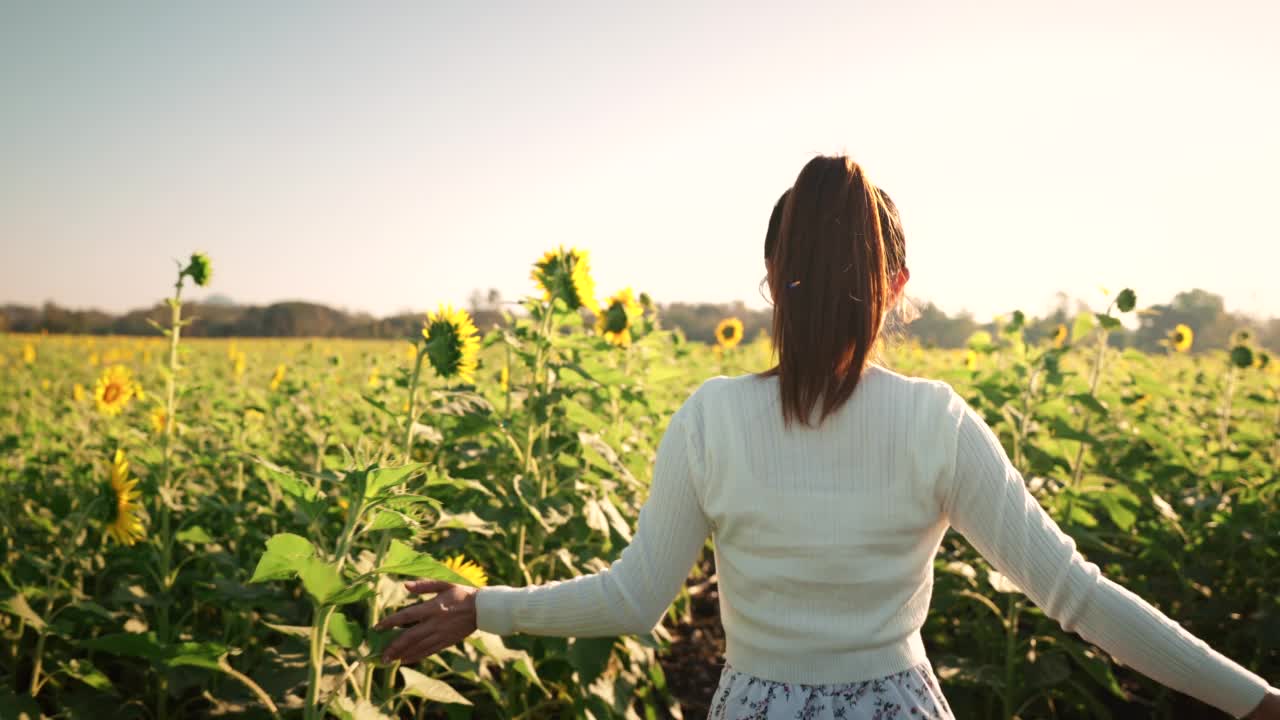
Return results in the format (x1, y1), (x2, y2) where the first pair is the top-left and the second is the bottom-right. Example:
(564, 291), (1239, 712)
(398, 634), (452, 664)
(381, 622), (435, 663)
(376, 599), (439, 630)
(406, 579), (452, 595)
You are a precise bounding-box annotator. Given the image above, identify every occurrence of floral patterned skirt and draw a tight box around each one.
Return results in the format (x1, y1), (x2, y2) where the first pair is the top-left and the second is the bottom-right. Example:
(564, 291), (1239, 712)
(707, 660), (955, 720)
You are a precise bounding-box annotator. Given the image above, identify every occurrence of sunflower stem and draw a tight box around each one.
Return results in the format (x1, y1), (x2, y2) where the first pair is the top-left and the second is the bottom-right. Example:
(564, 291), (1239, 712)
(154, 270), (186, 720)
(1217, 363), (1236, 474)
(1065, 322), (1109, 524)
(359, 344), (428, 700)
(517, 306), (555, 586)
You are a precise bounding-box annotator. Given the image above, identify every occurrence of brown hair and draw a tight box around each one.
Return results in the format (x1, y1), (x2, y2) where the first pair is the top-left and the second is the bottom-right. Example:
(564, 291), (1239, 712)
(757, 155), (911, 429)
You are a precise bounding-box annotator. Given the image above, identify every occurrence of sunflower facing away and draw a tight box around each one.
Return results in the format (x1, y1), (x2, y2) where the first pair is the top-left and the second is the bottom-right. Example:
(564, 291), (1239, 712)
(95, 365), (140, 416)
(595, 288), (643, 347)
(106, 449), (146, 546)
(442, 554), (488, 587)
(530, 246), (600, 314)
(1051, 324), (1068, 348)
(423, 305), (481, 385)
(716, 317), (745, 349)
(1170, 323), (1194, 353)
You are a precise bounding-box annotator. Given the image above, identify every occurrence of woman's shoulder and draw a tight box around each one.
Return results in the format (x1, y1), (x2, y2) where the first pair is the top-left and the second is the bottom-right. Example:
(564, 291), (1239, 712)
(864, 362), (954, 394)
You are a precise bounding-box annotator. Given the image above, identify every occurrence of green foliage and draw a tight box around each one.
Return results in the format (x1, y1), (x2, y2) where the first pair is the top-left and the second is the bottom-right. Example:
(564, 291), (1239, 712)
(2, 280), (1278, 720)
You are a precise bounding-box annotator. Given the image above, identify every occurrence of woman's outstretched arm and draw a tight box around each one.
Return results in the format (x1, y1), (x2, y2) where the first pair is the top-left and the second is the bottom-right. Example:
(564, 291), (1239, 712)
(473, 401), (712, 637)
(937, 387), (1274, 719)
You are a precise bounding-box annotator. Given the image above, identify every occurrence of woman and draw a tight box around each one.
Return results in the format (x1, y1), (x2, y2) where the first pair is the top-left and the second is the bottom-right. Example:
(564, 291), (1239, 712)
(375, 155), (1279, 719)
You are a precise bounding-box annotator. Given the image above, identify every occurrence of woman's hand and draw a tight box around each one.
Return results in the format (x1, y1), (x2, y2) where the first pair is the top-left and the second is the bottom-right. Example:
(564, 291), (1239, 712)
(374, 580), (479, 664)
(1245, 687), (1280, 720)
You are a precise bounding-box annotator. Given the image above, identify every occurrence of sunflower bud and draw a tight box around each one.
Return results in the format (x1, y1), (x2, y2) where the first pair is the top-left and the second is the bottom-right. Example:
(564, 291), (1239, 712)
(183, 252), (213, 287)
(1230, 345), (1254, 369)
(1115, 288), (1136, 313)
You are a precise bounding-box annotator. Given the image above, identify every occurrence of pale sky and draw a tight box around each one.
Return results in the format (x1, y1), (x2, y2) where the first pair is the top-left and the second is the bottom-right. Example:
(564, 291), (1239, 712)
(2, 0), (1278, 322)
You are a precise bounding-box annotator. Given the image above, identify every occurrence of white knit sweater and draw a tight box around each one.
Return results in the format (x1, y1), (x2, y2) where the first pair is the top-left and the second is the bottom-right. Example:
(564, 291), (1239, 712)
(475, 365), (1272, 718)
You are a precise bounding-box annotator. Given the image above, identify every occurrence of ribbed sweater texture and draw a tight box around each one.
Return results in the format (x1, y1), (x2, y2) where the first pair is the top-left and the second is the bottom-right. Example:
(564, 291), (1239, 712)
(476, 365), (1271, 718)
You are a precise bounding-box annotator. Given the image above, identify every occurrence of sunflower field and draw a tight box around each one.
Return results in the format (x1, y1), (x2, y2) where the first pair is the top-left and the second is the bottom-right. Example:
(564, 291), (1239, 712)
(1, 250), (1277, 720)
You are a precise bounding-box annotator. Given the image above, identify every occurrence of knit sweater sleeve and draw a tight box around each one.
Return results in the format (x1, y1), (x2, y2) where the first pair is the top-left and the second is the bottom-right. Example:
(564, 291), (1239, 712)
(936, 385), (1272, 719)
(473, 398), (712, 638)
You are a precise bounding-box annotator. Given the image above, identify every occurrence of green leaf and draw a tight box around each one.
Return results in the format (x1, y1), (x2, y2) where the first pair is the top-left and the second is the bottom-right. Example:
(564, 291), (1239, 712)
(329, 696), (396, 720)
(378, 541), (474, 585)
(1062, 641), (1128, 699)
(1071, 312), (1095, 342)
(1094, 313), (1122, 331)
(175, 526), (214, 544)
(399, 667), (473, 705)
(263, 622), (311, 639)
(569, 636), (617, 686)
(1069, 393), (1109, 416)
(328, 612), (363, 649)
(80, 632), (169, 661)
(365, 462), (427, 499)
(326, 583), (375, 607)
(166, 641), (227, 671)
(249, 533), (316, 583)
(254, 459), (318, 502)
(57, 658), (114, 693)
(1096, 494), (1137, 532)
(297, 556), (344, 605)
(563, 399), (607, 431)
(0, 591), (46, 632)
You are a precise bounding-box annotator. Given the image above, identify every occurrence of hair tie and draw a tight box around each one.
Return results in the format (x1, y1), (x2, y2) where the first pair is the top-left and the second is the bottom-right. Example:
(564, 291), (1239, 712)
(787, 280), (801, 289)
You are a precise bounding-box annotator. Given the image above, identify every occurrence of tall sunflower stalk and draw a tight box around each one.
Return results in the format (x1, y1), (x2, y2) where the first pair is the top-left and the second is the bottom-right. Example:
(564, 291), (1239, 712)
(361, 305), (479, 699)
(151, 252), (211, 720)
(1063, 289), (1135, 525)
(1217, 338), (1255, 476)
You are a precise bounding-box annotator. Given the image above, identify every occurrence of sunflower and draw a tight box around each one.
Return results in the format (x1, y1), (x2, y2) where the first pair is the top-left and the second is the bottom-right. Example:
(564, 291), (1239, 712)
(367, 366), (380, 388)
(499, 364), (509, 392)
(1170, 324), (1194, 353)
(232, 351), (246, 380)
(105, 450), (146, 546)
(269, 364), (286, 391)
(530, 246), (600, 314)
(715, 317), (744, 349)
(150, 406), (167, 435)
(442, 554), (488, 587)
(22, 343), (36, 364)
(94, 365), (139, 416)
(1255, 351), (1271, 371)
(73, 383), (86, 402)
(89, 352), (100, 367)
(422, 305), (481, 385)
(1051, 324), (1068, 348)
(595, 288), (643, 347)
(964, 349), (979, 371)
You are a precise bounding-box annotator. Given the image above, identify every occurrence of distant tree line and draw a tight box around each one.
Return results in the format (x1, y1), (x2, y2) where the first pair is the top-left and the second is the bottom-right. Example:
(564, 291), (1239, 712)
(2, 287), (1276, 354)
